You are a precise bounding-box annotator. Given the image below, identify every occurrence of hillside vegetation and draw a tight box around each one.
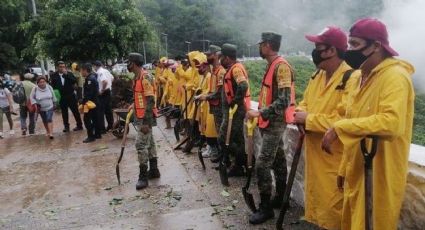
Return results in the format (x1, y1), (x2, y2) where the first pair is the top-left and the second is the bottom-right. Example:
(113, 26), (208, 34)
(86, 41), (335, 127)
(243, 57), (425, 146)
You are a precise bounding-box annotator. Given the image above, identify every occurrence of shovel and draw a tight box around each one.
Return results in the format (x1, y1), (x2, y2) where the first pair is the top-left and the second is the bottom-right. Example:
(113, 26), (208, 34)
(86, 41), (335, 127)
(115, 109), (134, 185)
(361, 135), (378, 230)
(219, 104), (238, 186)
(276, 125), (305, 229)
(242, 117), (258, 212)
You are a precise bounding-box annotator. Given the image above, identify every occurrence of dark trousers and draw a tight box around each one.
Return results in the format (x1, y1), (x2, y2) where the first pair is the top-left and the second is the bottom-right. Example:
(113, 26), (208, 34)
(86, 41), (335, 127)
(98, 89), (114, 131)
(84, 108), (100, 138)
(60, 94), (83, 128)
(19, 105), (36, 133)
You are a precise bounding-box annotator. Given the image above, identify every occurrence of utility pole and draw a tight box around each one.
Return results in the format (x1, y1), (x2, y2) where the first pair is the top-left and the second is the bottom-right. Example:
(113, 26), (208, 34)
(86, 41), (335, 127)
(161, 33), (168, 57)
(246, 43), (251, 58)
(31, 0), (47, 76)
(142, 41), (147, 64)
(202, 30), (205, 51)
(185, 41), (191, 53)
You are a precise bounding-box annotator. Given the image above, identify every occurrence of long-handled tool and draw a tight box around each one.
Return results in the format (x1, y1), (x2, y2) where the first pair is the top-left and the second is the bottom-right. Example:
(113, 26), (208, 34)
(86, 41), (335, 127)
(361, 136), (378, 230)
(276, 125), (305, 229)
(173, 92), (195, 142)
(219, 104), (238, 186)
(242, 117), (258, 212)
(197, 136), (206, 170)
(115, 109), (134, 185)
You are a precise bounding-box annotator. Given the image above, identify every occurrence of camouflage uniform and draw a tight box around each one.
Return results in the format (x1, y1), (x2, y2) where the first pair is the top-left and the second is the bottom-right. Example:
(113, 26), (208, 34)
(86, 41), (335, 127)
(256, 61), (292, 197)
(207, 65), (226, 134)
(134, 73), (157, 171)
(219, 62), (249, 171)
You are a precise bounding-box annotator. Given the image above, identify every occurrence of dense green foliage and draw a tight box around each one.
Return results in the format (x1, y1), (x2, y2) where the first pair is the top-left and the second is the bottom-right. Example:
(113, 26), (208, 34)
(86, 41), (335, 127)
(244, 57), (425, 146)
(32, 0), (155, 62)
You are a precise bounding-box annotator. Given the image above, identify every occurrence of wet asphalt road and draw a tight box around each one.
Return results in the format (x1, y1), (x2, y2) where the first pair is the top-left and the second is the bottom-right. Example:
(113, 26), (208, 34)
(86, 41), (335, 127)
(0, 110), (318, 230)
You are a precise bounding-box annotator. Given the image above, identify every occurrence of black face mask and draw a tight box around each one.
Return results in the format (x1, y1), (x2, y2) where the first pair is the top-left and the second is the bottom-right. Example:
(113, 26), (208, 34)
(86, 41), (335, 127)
(311, 47), (331, 66)
(207, 58), (214, 65)
(344, 44), (374, 69)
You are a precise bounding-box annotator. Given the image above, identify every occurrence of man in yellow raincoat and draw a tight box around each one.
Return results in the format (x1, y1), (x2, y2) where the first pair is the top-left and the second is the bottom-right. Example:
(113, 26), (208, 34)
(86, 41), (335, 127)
(294, 26), (352, 230)
(155, 57), (170, 108)
(182, 51), (202, 153)
(322, 18), (415, 230)
(194, 53), (219, 158)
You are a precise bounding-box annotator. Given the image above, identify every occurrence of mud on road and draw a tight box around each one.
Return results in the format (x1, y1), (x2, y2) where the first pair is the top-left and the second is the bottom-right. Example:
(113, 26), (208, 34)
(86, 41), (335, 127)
(0, 113), (317, 230)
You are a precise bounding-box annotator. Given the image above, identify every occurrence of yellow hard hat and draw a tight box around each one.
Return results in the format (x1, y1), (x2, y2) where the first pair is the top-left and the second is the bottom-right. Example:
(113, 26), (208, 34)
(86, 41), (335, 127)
(193, 53), (207, 66)
(71, 62), (78, 71)
(160, 57), (168, 63)
(79, 101), (96, 113)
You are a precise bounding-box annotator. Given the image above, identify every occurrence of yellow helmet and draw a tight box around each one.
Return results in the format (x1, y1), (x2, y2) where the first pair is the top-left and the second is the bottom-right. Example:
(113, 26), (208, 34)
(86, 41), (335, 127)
(71, 62), (78, 71)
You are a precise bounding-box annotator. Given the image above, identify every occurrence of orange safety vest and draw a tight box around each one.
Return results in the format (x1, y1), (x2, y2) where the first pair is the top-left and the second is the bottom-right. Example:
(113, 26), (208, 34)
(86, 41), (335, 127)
(258, 56), (295, 128)
(223, 63), (251, 110)
(208, 65), (225, 106)
(133, 70), (158, 119)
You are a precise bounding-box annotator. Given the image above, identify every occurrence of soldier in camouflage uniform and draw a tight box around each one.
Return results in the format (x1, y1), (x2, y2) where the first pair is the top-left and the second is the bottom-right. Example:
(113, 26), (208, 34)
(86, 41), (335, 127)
(219, 44), (250, 176)
(246, 32), (293, 224)
(127, 53), (160, 190)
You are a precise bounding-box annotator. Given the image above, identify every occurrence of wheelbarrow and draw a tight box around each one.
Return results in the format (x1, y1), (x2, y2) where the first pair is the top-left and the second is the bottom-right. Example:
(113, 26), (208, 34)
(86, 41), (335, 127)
(111, 109), (135, 139)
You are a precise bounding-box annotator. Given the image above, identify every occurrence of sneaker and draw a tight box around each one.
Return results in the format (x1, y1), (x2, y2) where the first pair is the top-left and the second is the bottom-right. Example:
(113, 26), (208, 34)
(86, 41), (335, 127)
(0, 132), (3, 139)
(9, 130), (15, 135)
(202, 145), (211, 158)
(63, 127), (70, 133)
(22, 130), (27, 136)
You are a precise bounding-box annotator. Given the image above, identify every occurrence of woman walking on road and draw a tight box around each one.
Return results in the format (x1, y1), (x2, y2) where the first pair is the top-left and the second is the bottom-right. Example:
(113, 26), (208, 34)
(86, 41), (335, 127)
(0, 79), (15, 138)
(30, 76), (57, 139)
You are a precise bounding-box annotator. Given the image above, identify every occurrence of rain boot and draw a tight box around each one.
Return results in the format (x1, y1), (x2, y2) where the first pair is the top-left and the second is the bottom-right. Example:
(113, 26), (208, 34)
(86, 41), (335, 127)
(148, 158), (161, 179)
(249, 194), (274, 225)
(136, 165), (149, 190)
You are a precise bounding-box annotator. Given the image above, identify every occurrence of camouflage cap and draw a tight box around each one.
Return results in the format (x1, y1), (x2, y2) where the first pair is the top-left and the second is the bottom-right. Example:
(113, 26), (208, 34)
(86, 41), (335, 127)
(257, 32), (282, 44)
(220, 43), (237, 57)
(127, 53), (144, 63)
(205, 45), (221, 55)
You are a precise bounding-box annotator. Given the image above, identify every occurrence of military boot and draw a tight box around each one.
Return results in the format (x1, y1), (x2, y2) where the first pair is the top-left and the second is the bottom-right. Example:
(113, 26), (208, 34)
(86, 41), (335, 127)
(249, 194), (274, 225)
(271, 182), (286, 209)
(136, 165), (149, 190)
(148, 158), (161, 179)
(227, 165), (245, 177)
(165, 116), (172, 129)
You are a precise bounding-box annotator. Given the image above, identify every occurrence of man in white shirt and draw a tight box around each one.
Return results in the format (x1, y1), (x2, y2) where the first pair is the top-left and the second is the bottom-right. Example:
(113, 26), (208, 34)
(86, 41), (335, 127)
(94, 60), (114, 133)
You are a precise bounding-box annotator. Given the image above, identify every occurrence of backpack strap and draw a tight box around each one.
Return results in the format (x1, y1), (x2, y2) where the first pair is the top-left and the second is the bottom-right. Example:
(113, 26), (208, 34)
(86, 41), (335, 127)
(335, 69), (354, 90)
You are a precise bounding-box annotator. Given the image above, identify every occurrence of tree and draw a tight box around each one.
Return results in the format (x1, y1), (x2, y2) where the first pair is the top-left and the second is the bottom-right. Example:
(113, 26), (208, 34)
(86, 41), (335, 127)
(0, 0), (35, 71)
(33, 0), (156, 62)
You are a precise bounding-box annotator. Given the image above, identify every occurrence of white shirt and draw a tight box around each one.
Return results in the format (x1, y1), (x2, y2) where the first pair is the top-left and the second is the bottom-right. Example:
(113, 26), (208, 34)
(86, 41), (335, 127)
(96, 67), (113, 93)
(59, 73), (65, 85)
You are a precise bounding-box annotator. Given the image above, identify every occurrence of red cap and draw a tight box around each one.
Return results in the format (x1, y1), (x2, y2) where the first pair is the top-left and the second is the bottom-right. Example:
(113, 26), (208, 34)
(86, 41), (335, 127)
(349, 18), (398, 56)
(305, 26), (348, 51)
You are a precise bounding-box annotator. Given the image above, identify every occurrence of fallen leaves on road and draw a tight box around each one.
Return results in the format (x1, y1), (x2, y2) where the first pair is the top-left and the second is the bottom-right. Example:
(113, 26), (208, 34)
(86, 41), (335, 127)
(109, 197), (123, 205)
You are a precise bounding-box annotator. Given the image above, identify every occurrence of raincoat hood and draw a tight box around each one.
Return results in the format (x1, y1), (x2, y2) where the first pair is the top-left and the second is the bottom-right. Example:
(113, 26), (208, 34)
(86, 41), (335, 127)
(371, 57), (415, 77)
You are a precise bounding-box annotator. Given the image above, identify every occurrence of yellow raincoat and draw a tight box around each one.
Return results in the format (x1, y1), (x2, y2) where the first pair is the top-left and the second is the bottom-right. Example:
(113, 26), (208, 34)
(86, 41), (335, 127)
(198, 71), (217, 138)
(162, 69), (178, 106)
(174, 64), (189, 106)
(334, 58), (415, 230)
(297, 61), (353, 230)
(185, 51), (202, 120)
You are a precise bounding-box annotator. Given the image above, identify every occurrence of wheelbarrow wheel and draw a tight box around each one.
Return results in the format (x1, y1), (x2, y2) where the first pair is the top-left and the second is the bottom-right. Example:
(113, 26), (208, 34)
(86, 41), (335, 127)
(112, 120), (128, 138)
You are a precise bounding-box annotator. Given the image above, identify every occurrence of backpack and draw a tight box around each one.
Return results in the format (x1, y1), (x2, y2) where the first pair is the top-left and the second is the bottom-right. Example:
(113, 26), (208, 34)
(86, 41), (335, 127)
(335, 69), (355, 90)
(12, 82), (26, 104)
